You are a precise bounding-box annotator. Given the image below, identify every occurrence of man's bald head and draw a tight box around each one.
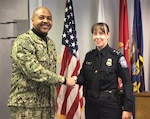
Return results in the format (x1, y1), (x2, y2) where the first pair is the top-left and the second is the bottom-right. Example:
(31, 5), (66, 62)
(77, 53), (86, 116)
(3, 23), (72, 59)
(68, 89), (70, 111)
(31, 7), (53, 34)
(32, 7), (51, 19)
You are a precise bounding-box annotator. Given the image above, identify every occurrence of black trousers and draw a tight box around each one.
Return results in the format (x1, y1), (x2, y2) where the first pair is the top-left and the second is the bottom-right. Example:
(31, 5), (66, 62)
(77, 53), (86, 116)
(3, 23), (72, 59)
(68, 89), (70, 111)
(85, 96), (122, 119)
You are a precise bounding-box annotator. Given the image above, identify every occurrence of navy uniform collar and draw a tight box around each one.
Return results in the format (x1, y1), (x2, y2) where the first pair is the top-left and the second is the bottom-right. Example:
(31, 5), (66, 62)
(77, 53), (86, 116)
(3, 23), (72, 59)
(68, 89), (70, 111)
(96, 44), (109, 56)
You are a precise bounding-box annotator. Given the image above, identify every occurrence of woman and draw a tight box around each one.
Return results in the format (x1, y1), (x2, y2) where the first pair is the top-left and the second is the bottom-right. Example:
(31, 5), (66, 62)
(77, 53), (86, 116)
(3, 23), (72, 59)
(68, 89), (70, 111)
(76, 22), (133, 119)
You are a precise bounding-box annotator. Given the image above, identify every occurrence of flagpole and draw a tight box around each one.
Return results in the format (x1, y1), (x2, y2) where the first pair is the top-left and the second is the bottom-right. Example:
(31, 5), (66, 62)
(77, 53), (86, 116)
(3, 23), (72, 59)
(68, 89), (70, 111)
(64, 0), (66, 5)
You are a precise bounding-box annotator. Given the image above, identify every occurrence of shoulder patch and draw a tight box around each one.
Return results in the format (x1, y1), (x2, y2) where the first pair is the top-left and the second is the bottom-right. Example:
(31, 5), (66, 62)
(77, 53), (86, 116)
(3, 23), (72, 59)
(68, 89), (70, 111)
(119, 56), (128, 68)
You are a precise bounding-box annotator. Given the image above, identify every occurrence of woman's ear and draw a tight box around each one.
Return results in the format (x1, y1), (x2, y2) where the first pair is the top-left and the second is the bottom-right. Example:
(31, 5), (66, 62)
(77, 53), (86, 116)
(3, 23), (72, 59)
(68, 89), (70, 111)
(107, 32), (110, 38)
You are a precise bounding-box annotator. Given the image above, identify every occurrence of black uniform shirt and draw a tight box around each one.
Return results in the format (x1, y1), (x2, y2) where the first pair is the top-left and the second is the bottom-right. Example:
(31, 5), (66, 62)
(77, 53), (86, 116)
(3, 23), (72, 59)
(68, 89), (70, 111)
(77, 44), (133, 112)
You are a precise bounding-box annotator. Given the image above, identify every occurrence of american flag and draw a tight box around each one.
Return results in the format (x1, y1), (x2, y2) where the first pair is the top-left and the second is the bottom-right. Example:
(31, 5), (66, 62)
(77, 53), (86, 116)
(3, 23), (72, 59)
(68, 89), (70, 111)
(56, 0), (85, 119)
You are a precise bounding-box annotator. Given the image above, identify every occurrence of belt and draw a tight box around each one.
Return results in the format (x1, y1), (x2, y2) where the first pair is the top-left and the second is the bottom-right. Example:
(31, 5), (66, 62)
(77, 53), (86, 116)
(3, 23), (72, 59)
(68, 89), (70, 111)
(87, 89), (117, 98)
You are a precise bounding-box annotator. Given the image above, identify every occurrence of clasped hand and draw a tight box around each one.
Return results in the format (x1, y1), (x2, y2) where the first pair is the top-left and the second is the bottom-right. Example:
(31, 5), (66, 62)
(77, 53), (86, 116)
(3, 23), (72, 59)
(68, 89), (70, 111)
(66, 76), (77, 86)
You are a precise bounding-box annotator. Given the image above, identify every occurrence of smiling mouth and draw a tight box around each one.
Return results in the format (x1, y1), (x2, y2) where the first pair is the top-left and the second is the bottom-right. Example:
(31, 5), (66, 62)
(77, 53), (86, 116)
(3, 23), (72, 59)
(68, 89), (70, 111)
(42, 24), (49, 28)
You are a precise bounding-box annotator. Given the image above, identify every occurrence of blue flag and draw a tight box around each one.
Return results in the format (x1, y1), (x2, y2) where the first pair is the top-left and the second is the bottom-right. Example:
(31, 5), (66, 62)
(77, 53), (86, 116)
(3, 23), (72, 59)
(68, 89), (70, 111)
(131, 0), (145, 93)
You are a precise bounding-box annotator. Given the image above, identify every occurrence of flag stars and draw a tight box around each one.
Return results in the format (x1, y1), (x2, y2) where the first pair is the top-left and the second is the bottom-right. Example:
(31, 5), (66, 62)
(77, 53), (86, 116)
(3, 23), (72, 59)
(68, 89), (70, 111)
(69, 5), (72, 10)
(65, 24), (69, 29)
(69, 28), (72, 33)
(65, 8), (68, 12)
(70, 35), (74, 40)
(65, 39), (69, 44)
(67, 15), (70, 19)
(62, 33), (66, 38)
(69, 21), (72, 25)
(62, 0), (78, 57)
(70, 13), (73, 17)
(73, 49), (76, 54)
(71, 42), (75, 47)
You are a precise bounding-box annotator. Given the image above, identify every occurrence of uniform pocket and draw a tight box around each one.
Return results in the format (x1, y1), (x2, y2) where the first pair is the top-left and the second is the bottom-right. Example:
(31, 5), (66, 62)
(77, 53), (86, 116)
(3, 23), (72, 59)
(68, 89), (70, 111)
(36, 49), (47, 62)
(100, 68), (117, 81)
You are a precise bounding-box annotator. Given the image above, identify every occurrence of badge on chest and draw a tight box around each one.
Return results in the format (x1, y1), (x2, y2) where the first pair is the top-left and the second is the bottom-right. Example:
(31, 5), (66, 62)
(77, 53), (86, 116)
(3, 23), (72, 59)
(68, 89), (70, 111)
(106, 58), (112, 67)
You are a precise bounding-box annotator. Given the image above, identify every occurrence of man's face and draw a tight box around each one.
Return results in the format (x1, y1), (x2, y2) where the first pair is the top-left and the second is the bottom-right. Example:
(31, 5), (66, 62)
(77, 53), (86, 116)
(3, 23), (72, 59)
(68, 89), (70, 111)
(32, 8), (52, 34)
(92, 26), (110, 50)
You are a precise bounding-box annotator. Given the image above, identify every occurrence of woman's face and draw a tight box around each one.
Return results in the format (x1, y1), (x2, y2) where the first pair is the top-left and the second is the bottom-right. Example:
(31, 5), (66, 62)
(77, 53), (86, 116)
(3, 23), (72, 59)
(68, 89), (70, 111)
(92, 26), (110, 50)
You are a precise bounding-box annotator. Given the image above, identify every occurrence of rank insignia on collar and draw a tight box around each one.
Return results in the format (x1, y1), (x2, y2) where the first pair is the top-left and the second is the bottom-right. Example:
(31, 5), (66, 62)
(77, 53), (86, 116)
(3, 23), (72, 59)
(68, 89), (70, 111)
(106, 58), (112, 66)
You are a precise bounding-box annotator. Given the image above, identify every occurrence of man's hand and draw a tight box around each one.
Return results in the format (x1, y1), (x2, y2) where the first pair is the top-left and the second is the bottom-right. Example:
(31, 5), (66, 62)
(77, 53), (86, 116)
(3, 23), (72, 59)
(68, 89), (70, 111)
(122, 111), (132, 119)
(66, 76), (77, 86)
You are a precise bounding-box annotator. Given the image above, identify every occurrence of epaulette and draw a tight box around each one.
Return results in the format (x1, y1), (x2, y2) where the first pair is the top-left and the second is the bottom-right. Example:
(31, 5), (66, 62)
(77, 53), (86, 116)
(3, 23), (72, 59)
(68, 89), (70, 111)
(111, 49), (122, 56)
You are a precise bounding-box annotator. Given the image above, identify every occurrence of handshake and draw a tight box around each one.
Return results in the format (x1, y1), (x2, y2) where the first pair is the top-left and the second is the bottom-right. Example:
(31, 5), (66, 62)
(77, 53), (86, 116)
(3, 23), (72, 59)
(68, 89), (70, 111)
(66, 76), (77, 86)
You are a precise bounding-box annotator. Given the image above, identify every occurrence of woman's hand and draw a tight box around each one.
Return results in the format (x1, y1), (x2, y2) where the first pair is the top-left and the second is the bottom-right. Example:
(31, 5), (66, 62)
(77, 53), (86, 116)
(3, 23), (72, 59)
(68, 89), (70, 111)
(122, 111), (132, 119)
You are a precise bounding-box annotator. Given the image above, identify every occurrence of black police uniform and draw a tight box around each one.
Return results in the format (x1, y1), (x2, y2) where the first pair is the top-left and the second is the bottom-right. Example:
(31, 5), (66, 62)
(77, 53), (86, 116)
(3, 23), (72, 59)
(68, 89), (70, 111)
(77, 44), (133, 119)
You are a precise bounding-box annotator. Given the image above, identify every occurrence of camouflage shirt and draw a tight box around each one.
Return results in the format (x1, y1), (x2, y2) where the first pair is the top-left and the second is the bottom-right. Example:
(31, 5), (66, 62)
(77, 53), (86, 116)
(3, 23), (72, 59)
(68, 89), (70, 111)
(8, 29), (65, 117)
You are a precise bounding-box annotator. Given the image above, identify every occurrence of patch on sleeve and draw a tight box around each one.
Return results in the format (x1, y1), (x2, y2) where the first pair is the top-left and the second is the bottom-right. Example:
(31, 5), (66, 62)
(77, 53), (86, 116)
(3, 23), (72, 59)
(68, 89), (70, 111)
(119, 56), (127, 68)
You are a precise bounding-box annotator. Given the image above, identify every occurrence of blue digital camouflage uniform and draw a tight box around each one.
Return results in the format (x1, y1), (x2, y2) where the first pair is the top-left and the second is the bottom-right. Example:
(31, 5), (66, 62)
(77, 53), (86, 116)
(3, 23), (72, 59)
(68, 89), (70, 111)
(8, 29), (65, 119)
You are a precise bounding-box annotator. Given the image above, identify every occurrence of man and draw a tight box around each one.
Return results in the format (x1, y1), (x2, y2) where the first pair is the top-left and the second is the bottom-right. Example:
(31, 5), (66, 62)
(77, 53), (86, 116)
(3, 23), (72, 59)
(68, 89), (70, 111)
(76, 22), (133, 119)
(8, 7), (76, 119)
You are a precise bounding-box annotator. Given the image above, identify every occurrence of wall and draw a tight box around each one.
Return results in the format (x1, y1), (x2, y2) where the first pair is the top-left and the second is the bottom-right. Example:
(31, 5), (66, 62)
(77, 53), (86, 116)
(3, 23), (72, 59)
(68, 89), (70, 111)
(0, 0), (28, 119)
